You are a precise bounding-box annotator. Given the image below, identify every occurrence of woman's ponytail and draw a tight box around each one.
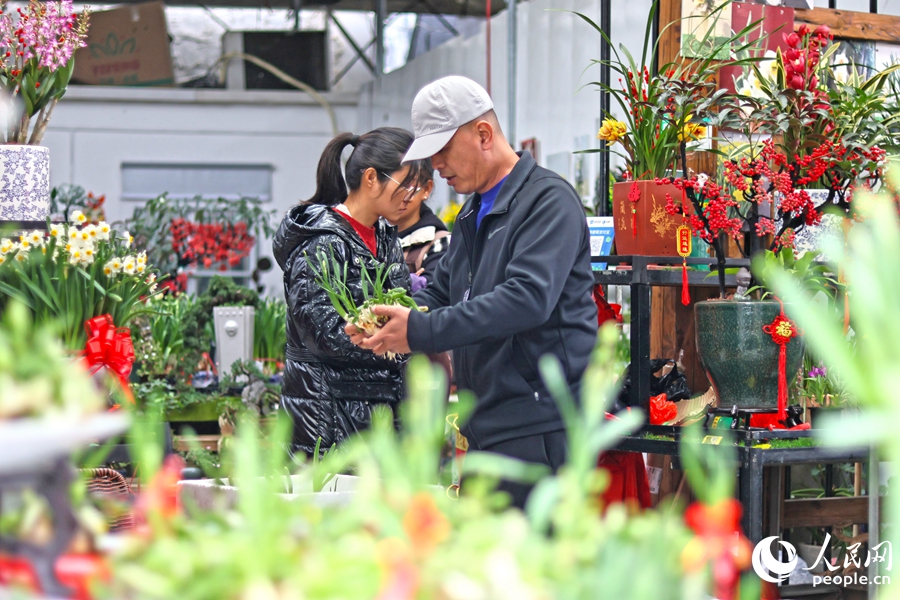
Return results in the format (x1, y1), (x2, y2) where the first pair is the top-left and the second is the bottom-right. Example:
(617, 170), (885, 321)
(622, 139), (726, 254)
(307, 133), (356, 206)
(305, 128), (415, 206)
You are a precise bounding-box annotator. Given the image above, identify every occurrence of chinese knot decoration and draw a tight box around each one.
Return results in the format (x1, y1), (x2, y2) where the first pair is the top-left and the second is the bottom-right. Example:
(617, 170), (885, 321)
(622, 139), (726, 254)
(170, 219), (255, 271)
(677, 225), (692, 306)
(83, 315), (135, 402)
(762, 308), (800, 422)
(628, 182), (640, 238)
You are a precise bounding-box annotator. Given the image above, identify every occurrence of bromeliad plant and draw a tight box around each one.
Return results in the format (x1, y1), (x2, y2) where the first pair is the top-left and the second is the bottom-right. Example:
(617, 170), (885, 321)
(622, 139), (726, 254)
(0, 0), (90, 145)
(0, 211), (159, 350)
(306, 248), (423, 359)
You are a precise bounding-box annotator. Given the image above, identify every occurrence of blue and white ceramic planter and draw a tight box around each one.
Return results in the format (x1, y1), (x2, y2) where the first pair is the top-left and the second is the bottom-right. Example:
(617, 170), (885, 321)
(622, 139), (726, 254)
(0, 145), (50, 221)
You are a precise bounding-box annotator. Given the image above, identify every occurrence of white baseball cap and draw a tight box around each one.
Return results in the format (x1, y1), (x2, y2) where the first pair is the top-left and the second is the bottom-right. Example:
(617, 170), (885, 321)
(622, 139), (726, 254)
(402, 75), (494, 163)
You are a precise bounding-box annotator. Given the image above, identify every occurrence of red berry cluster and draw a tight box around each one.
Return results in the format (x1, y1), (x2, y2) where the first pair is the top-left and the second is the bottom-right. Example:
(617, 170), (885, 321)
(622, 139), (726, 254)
(170, 219), (255, 271)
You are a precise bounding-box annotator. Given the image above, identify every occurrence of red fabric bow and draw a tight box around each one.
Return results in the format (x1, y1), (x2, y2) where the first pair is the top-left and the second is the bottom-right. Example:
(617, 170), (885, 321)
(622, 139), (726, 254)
(83, 315), (135, 403)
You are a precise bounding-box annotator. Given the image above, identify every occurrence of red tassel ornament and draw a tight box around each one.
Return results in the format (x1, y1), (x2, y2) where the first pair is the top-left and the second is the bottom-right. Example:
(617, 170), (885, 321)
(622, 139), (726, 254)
(676, 225), (692, 306)
(762, 306), (800, 422)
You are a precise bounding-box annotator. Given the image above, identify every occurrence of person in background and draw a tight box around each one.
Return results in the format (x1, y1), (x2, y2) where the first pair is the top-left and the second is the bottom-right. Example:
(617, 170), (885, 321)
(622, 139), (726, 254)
(273, 128), (418, 457)
(392, 159), (450, 292)
(391, 158), (454, 393)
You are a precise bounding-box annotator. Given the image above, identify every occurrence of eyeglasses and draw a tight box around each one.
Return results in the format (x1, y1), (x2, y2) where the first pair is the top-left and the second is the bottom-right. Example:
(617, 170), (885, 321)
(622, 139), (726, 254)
(381, 172), (421, 196)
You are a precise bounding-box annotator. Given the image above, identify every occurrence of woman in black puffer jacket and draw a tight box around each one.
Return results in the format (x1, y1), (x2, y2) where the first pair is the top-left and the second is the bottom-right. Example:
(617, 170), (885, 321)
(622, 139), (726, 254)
(273, 128), (430, 457)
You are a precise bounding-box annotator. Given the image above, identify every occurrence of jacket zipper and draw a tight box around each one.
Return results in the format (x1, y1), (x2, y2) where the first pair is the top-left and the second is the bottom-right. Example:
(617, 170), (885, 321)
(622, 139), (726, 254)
(459, 207), (476, 302)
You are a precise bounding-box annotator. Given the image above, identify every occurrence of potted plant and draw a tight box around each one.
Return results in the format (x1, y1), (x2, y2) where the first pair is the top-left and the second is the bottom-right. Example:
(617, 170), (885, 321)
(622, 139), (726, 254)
(0, 0), (89, 220)
(654, 24), (891, 419)
(577, 2), (758, 256)
(122, 194), (275, 293)
(0, 211), (158, 351)
(102, 330), (764, 600)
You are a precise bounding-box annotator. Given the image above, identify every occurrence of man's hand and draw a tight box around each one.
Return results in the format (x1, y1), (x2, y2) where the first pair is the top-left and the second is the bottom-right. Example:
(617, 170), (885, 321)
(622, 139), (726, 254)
(353, 305), (412, 355)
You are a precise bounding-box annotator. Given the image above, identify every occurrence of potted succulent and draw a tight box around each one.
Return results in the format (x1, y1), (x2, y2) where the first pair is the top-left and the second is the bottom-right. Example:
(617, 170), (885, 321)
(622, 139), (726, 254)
(577, 2), (758, 256)
(0, 0), (89, 220)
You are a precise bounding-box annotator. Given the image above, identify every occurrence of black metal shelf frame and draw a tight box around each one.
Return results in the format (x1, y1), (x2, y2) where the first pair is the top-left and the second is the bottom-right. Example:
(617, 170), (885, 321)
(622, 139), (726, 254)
(591, 254), (750, 410)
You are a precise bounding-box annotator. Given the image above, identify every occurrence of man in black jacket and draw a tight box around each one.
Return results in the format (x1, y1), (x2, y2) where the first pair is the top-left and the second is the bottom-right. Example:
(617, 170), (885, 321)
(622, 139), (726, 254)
(348, 76), (597, 508)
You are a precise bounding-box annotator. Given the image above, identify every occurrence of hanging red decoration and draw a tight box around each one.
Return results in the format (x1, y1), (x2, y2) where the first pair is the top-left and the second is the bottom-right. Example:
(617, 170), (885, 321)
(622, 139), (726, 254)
(762, 307), (800, 422)
(83, 315), (136, 403)
(676, 225), (692, 306)
(628, 181), (640, 238)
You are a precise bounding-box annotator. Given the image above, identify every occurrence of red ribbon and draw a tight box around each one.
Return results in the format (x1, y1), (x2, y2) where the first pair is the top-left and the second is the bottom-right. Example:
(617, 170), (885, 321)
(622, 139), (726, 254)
(83, 315), (135, 403)
(762, 308), (800, 422)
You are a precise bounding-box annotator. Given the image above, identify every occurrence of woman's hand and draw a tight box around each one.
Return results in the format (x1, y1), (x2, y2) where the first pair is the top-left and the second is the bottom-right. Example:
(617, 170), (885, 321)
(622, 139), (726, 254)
(344, 322), (370, 346)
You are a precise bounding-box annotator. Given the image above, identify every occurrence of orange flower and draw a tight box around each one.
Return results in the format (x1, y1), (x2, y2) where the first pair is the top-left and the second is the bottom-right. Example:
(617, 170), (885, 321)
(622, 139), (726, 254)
(376, 538), (419, 600)
(402, 492), (450, 554)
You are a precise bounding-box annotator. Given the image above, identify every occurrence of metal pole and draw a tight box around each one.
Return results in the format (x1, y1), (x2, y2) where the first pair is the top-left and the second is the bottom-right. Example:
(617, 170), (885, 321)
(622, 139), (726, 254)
(507, 0), (517, 147)
(375, 0), (386, 76)
(598, 0), (611, 216)
(486, 0), (492, 94)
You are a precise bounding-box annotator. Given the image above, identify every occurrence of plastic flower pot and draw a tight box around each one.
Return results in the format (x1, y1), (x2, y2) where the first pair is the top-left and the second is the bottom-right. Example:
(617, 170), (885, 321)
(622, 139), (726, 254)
(695, 300), (804, 410)
(612, 180), (687, 256)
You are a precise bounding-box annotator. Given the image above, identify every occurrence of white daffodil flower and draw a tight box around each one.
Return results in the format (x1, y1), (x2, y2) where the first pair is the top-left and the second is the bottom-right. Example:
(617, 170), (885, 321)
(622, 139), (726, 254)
(70, 210), (87, 224)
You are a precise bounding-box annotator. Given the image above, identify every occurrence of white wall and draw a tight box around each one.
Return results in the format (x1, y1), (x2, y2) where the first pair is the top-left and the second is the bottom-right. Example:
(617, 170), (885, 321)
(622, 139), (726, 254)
(357, 0), (655, 210)
(42, 85), (359, 297)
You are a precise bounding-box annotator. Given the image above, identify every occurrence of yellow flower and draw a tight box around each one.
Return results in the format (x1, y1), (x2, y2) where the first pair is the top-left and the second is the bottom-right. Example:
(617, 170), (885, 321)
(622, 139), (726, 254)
(0, 239), (13, 254)
(85, 224), (98, 238)
(49, 224), (64, 238)
(136, 252), (147, 266)
(136, 263), (146, 274)
(67, 227), (79, 240)
(71, 210), (86, 224)
(103, 265), (113, 276)
(678, 122), (707, 142)
(18, 239), (31, 251)
(97, 222), (111, 241)
(79, 230), (91, 243)
(597, 118), (628, 145)
(123, 259), (136, 275)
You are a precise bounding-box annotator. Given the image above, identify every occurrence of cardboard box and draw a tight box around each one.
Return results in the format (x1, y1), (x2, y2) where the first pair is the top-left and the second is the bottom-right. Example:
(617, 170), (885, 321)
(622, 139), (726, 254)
(72, 1), (174, 87)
